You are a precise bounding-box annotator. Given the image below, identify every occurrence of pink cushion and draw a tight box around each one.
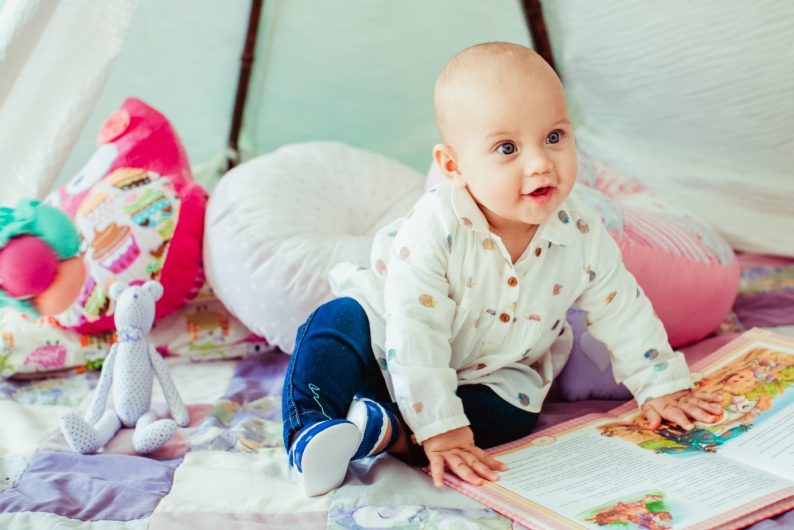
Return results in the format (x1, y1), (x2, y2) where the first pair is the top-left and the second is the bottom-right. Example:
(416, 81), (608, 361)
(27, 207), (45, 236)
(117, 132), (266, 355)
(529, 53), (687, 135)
(46, 98), (207, 334)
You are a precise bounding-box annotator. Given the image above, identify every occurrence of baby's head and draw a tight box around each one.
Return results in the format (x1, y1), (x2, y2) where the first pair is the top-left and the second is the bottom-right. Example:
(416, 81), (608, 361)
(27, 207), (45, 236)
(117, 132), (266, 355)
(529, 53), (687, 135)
(433, 42), (577, 231)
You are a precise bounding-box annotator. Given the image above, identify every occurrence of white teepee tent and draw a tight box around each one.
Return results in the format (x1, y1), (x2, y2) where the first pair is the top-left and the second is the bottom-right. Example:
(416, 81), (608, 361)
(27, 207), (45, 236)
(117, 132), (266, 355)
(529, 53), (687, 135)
(1, 0), (793, 255)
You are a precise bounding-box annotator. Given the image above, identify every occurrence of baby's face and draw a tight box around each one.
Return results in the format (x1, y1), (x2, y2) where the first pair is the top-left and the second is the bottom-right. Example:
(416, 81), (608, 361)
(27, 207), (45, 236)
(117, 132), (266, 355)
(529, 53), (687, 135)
(443, 66), (577, 231)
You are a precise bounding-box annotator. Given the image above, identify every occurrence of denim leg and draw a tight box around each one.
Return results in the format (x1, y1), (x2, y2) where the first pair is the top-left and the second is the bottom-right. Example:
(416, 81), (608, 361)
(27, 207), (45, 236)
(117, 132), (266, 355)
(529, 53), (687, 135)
(458, 384), (539, 449)
(281, 297), (390, 448)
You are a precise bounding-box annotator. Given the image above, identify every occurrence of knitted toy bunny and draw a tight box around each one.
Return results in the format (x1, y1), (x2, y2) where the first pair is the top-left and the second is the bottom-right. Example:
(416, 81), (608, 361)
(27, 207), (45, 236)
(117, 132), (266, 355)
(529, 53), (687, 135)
(60, 280), (189, 454)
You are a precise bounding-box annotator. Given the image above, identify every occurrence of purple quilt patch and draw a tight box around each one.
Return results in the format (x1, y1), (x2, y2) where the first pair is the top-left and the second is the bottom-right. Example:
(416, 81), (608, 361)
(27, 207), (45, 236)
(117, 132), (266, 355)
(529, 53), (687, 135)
(734, 265), (794, 328)
(0, 451), (181, 521)
(222, 350), (289, 403)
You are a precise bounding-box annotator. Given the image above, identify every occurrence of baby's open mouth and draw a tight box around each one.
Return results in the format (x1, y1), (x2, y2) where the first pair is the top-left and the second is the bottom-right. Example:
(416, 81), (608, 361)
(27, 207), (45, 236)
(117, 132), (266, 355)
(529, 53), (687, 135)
(528, 186), (552, 197)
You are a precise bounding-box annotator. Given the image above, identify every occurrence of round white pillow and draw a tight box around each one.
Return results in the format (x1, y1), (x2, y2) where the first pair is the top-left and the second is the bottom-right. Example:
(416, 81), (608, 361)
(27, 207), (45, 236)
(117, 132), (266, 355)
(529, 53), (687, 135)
(204, 142), (425, 353)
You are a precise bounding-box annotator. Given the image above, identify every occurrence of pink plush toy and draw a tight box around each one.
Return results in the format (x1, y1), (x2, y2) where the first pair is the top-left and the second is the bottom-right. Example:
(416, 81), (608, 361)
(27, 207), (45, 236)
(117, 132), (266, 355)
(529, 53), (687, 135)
(0, 199), (86, 316)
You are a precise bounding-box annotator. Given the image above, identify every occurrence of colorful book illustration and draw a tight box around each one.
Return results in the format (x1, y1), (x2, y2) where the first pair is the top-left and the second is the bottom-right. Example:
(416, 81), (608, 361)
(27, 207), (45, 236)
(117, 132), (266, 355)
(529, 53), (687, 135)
(441, 328), (794, 529)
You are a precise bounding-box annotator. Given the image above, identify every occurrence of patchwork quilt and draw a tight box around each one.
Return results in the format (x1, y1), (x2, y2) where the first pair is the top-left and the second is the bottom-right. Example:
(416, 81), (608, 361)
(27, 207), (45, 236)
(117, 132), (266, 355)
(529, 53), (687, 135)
(1, 259), (792, 529)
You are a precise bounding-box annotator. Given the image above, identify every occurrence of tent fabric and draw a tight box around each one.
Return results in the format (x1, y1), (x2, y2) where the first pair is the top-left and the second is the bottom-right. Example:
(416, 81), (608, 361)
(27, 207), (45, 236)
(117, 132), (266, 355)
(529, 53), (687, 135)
(0, 0), (791, 251)
(0, 0), (138, 206)
(54, 0), (533, 190)
(542, 0), (794, 256)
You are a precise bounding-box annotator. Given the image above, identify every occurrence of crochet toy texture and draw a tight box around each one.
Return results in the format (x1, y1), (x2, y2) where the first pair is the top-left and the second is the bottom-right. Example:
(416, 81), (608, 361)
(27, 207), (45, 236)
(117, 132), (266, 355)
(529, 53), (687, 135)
(0, 199), (85, 316)
(60, 280), (189, 454)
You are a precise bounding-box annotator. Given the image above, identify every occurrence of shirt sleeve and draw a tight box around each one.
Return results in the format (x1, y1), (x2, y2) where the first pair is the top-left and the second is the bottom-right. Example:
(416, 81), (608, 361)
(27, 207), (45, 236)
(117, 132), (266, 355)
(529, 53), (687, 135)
(383, 202), (469, 443)
(575, 210), (693, 405)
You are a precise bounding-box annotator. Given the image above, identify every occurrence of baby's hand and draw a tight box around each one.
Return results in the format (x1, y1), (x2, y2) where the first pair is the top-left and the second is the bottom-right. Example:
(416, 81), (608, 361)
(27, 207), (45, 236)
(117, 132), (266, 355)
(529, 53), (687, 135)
(641, 389), (724, 430)
(422, 426), (507, 488)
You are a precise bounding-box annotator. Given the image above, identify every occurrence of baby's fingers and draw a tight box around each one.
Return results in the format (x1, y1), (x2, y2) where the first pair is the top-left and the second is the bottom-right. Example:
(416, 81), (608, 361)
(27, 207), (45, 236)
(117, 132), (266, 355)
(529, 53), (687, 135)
(471, 446), (507, 471)
(682, 396), (723, 417)
(641, 405), (663, 430)
(662, 406), (694, 430)
(455, 450), (499, 482)
(677, 401), (719, 424)
(692, 391), (722, 403)
(428, 453), (446, 488)
(445, 453), (482, 486)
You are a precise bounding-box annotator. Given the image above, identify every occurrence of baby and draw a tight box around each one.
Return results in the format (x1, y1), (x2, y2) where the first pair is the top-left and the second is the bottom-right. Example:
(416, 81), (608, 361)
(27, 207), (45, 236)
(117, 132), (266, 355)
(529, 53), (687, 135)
(281, 42), (723, 496)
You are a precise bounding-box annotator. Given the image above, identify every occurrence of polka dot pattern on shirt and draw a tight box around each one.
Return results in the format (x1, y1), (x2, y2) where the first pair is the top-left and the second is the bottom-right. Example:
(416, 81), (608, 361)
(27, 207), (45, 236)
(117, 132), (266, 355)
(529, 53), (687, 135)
(605, 291), (617, 304)
(418, 294), (437, 308)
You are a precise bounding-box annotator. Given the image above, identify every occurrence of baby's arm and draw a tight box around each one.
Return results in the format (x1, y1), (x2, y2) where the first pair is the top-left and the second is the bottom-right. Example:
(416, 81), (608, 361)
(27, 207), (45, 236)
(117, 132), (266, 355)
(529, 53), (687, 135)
(383, 203), (467, 444)
(574, 208), (693, 407)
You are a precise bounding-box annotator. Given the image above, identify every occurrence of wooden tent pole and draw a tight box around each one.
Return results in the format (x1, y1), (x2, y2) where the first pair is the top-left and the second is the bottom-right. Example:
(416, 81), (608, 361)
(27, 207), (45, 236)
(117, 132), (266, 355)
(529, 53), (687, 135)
(226, 0), (264, 171)
(519, 0), (557, 74)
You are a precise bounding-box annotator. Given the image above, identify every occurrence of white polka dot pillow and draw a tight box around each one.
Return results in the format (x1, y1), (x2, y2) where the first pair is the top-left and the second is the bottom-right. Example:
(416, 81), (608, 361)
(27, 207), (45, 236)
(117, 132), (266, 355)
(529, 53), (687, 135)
(204, 142), (425, 353)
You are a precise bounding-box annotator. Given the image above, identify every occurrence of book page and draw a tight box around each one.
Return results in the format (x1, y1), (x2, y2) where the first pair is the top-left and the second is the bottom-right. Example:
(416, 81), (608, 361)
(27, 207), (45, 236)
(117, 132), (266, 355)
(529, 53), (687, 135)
(687, 338), (794, 482)
(468, 331), (794, 529)
(491, 415), (792, 529)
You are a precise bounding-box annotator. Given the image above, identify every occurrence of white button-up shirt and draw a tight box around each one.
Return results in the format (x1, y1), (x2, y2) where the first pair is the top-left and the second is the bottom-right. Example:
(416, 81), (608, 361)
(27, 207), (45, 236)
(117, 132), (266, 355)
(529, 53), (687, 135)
(330, 180), (692, 442)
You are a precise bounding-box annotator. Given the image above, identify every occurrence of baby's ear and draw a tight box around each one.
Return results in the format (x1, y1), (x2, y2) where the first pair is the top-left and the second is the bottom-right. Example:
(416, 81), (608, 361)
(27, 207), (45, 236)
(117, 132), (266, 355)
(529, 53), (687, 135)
(433, 143), (462, 181)
(109, 281), (128, 301)
(143, 280), (164, 302)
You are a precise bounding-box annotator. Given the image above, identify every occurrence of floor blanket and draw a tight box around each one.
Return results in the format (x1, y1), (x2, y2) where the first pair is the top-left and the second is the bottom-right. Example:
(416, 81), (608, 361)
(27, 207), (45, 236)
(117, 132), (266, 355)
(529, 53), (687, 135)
(1, 337), (792, 529)
(1, 258), (792, 528)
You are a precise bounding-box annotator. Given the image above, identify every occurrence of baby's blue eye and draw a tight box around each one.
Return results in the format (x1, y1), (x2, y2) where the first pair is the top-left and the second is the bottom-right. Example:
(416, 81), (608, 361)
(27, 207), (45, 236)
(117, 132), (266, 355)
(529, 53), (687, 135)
(496, 142), (517, 155)
(546, 131), (563, 144)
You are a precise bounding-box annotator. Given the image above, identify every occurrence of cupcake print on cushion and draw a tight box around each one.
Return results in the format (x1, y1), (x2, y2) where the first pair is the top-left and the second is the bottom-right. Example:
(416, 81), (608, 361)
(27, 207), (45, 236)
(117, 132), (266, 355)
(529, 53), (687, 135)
(90, 222), (140, 274)
(45, 98), (207, 334)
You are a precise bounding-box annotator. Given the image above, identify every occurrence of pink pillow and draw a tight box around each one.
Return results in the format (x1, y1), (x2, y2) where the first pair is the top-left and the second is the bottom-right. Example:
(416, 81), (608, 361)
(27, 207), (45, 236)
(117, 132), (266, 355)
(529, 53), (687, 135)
(46, 98), (207, 334)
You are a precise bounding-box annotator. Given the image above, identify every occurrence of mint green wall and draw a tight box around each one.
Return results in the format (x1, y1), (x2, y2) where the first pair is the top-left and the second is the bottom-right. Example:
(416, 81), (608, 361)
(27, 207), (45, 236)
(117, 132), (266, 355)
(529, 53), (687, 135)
(57, 0), (250, 186)
(242, 0), (531, 173)
(57, 0), (531, 186)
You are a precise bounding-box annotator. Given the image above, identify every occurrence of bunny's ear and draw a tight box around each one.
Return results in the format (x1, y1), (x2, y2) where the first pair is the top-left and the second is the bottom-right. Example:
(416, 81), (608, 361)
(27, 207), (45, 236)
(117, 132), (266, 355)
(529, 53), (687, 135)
(109, 281), (128, 301)
(143, 280), (164, 301)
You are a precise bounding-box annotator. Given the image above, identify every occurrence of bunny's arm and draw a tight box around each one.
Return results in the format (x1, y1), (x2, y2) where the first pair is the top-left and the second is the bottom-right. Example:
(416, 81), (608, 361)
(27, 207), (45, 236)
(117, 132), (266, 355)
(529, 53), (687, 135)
(85, 344), (118, 425)
(149, 345), (190, 427)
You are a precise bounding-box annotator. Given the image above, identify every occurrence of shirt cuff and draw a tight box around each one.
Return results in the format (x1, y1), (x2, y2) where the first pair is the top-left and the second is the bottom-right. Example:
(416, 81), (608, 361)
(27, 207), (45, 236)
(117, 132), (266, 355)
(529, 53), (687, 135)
(633, 377), (694, 406)
(411, 414), (470, 444)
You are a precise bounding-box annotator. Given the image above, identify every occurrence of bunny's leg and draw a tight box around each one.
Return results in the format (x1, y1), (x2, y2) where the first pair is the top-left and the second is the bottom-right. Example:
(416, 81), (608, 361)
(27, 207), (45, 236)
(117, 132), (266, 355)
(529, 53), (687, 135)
(60, 409), (122, 454)
(131, 410), (178, 454)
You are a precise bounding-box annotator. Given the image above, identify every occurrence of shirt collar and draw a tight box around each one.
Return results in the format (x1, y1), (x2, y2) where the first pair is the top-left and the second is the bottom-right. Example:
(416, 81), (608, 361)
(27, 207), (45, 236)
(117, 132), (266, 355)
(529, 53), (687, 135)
(447, 181), (576, 247)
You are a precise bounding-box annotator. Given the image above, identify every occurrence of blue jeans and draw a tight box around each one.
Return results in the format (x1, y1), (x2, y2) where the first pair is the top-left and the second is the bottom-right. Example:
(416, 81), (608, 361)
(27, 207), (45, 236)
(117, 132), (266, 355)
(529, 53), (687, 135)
(281, 297), (539, 466)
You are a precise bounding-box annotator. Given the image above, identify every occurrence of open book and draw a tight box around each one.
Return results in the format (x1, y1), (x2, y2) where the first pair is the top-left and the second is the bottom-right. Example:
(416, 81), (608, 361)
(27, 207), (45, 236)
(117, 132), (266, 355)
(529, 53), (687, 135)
(443, 329), (794, 529)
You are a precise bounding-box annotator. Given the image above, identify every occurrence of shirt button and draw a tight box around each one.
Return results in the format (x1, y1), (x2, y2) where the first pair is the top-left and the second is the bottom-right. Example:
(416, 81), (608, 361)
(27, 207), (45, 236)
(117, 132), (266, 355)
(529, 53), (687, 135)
(499, 313), (511, 323)
(507, 276), (518, 287)
(534, 247), (542, 257)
